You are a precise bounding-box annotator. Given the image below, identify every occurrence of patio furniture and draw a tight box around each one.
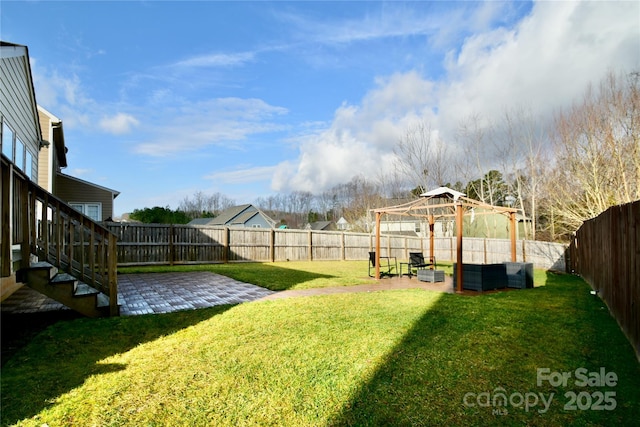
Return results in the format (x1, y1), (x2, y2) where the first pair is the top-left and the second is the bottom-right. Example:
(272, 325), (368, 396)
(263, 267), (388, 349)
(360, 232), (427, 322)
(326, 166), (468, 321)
(401, 252), (436, 278)
(453, 263), (508, 291)
(417, 269), (445, 283)
(505, 262), (534, 288)
(368, 252), (397, 278)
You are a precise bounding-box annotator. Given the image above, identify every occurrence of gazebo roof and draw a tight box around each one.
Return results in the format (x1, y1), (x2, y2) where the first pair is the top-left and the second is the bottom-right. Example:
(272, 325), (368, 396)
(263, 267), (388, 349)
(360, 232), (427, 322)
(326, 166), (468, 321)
(372, 186), (517, 219)
(419, 186), (465, 200)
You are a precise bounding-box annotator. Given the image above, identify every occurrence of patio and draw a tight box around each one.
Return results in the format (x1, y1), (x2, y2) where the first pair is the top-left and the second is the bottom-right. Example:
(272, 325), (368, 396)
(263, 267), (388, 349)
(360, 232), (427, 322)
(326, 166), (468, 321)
(1, 272), (276, 316)
(1, 271), (460, 317)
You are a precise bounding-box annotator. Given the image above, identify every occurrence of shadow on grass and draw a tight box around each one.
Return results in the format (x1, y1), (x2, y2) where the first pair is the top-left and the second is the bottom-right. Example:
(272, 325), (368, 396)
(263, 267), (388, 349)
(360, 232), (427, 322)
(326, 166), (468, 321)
(119, 263), (336, 291)
(0, 305), (234, 426)
(328, 271), (640, 426)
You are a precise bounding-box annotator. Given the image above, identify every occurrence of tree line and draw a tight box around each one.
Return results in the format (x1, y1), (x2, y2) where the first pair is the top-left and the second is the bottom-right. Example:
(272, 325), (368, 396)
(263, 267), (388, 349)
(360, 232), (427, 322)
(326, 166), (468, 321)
(129, 70), (639, 242)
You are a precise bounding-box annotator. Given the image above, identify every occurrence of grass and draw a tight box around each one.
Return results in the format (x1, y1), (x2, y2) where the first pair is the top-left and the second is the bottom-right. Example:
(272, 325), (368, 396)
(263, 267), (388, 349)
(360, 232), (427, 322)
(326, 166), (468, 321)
(1, 263), (639, 426)
(118, 260), (379, 291)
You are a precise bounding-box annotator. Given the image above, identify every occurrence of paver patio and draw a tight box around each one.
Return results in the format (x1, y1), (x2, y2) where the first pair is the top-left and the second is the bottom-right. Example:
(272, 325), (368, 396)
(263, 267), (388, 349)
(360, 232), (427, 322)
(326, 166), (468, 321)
(1, 271), (462, 317)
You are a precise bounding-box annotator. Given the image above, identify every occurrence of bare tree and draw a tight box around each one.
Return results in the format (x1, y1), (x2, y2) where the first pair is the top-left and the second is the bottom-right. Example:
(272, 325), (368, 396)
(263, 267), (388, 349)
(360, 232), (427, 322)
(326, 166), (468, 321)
(394, 121), (451, 194)
(544, 70), (640, 237)
(455, 114), (495, 203)
(179, 191), (235, 219)
(498, 107), (550, 240)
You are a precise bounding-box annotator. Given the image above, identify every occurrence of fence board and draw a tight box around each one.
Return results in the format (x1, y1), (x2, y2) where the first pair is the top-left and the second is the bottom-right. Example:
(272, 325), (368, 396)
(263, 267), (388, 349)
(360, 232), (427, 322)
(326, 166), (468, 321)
(106, 223), (567, 270)
(570, 200), (640, 359)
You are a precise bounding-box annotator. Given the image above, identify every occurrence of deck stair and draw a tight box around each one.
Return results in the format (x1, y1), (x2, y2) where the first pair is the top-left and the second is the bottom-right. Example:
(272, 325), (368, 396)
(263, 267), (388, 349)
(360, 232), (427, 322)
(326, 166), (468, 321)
(19, 261), (117, 318)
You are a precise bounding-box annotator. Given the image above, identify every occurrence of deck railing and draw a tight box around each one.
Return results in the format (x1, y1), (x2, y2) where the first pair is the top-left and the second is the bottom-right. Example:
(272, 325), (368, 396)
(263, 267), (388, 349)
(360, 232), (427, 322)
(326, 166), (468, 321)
(2, 156), (118, 315)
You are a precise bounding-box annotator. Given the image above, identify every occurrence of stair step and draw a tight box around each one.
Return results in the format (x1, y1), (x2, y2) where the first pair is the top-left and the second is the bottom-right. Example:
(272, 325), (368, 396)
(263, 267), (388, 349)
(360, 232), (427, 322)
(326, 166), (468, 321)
(96, 293), (110, 308)
(51, 272), (77, 284)
(29, 261), (58, 279)
(75, 282), (100, 297)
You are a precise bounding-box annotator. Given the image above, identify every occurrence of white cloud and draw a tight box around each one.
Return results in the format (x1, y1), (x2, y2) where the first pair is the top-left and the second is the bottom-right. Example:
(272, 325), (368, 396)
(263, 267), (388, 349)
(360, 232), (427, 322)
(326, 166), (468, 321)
(172, 51), (255, 68)
(99, 113), (139, 135)
(67, 168), (92, 177)
(133, 97), (289, 157)
(438, 1), (640, 132)
(30, 58), (94, 129)
(274, 0), (640, 193)
(205, 165), (277, 184)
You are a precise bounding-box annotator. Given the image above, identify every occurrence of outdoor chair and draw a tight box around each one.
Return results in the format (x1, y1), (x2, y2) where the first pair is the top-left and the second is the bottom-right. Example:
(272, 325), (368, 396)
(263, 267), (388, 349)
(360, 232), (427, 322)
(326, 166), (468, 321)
(368, 251), (397, 277)
(403, 252), (436, 277)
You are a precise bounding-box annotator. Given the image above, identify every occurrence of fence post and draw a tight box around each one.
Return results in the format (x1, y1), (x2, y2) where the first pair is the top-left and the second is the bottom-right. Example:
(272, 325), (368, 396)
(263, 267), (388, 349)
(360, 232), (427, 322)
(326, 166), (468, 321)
(483, 238), (487, 264)
(223, 227), (230, 263)
(308, 230), (313, 261)
(341, 232), (346, 261)
(169, 224), (175, 266)
(270, 229), (276, 262)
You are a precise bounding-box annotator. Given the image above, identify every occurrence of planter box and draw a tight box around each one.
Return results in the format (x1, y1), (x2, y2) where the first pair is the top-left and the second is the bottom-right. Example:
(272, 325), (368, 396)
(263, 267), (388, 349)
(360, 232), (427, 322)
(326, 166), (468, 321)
(453, 263), (508, 291)
(417, 269), (445, 283)
(504, 262), (534, 288)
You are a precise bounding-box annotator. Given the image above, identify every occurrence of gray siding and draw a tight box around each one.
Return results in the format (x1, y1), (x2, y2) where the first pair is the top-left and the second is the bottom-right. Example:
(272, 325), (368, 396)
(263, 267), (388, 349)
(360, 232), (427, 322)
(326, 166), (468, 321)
(244, 214), (271, 228)
(0, 48), (40, 175)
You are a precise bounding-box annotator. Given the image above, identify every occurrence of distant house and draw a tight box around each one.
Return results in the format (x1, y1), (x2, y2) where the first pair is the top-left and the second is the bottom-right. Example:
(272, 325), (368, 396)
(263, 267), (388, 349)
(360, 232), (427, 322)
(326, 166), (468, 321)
(336, 217), (350, 231)
(189, 204), (276, 228)
(304, 220), (335, 231)
(38, 105), (120, 221)
(304, 217), (351, 231)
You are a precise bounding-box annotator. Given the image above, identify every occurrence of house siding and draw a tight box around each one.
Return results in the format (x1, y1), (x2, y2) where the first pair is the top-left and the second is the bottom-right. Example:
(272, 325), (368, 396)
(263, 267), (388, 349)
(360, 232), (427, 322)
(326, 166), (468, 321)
(37, 109), (53, 191)
(243, 214), (271, 228)
(0, 47), (40, 178)
(56, 174), (115, 221)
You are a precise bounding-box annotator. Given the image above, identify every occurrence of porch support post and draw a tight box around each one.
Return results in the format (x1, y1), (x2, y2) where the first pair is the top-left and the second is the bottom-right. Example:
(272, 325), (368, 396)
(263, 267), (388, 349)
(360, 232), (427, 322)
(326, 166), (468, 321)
(509, 211), (517, 262)
(1, 161), (12, 277)
(456, 202), (463, 293)
(375, 211), (381, 280)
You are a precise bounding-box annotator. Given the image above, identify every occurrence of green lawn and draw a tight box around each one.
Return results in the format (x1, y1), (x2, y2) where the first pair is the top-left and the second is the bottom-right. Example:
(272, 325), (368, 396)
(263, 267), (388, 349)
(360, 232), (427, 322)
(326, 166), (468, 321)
(2, 263), (639, 426)
(118, 260), (380, 291)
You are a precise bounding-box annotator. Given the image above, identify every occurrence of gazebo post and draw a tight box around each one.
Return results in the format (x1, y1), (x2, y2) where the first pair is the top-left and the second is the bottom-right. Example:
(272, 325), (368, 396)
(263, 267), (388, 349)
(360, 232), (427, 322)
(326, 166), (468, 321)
(456, 202), (463, 293)
(510, 211), (517, 262)
(375, 211), (382, 280)
(429, 214), (435, 267)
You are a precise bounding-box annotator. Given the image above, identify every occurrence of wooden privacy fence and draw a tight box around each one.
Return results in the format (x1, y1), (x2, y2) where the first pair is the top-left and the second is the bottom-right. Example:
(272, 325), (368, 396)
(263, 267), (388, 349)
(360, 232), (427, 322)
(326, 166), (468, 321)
(105, 222), (567, 270)
(569, 200), (640, 359)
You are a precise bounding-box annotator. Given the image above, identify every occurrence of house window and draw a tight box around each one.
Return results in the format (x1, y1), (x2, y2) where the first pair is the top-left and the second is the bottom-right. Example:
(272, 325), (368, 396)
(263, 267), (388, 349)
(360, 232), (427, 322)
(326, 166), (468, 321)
(415, 223), (421, 232)
(1, 121), (14, 159)
(70, 203), (102, 221)
(25, 150), (35, 180)
(251, 224), (261, 228)
(15, 138), (25, 172)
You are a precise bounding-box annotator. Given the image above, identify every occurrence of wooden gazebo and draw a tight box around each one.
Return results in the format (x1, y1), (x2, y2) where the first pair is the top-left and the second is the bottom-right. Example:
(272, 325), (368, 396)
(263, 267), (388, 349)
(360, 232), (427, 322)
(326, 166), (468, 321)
(371, 187), (519, 292)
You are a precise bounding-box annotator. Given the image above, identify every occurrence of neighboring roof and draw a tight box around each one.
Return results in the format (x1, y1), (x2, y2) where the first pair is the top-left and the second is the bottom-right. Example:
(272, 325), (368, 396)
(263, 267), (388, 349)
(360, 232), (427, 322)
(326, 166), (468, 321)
(57, 172), (120, 198)
(306, 221), (333, 230)
(0, 41), (43, 144)
(188, 218), (213, 226)
(189, 204), (276, 228)
(38, 105), (67, 167)
(206, 204), (253, 226)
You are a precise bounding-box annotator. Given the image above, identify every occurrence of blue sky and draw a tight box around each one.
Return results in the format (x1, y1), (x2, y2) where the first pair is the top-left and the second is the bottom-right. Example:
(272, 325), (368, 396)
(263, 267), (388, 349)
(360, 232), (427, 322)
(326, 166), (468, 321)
(2, 1), (638, 216)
